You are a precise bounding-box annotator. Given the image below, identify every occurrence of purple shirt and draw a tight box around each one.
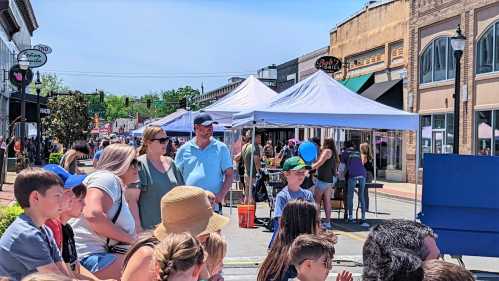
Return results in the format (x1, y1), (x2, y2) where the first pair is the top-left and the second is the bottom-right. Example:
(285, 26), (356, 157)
(340, 148), (367, 178)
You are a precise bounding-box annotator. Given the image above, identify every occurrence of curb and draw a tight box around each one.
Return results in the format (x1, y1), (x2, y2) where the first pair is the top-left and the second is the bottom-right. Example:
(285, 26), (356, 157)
(369, 189), (421, 203)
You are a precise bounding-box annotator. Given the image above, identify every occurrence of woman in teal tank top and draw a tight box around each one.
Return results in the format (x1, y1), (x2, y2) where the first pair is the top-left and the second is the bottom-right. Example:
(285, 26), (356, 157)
(125, 126), (184, 232)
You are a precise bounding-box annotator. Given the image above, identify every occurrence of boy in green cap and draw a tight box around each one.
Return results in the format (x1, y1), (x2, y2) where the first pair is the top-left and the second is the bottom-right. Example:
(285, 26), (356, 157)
(269, 156), (315, 247)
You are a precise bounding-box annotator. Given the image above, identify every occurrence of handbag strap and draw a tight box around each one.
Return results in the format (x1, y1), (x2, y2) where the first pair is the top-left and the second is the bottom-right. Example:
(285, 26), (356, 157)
(106, 186), (123, 248)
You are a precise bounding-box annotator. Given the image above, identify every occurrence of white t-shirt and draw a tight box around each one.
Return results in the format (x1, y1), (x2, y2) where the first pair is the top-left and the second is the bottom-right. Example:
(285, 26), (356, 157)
(69, 170), (135, 258)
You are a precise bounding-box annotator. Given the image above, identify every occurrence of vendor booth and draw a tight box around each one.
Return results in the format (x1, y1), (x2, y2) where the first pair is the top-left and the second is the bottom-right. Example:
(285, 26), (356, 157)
(232, 70), (420, 218)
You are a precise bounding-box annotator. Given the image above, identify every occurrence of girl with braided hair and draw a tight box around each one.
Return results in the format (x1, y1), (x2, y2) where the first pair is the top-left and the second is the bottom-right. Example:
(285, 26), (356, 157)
(153, 232), (206, 281)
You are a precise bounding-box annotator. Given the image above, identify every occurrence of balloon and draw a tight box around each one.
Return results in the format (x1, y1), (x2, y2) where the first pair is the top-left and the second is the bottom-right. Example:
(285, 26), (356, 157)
(298, 141), (318, 163)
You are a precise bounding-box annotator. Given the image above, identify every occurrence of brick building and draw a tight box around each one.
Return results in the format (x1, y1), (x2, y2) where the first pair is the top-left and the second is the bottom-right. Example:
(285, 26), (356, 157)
(408, 0), (499, 182)
(326, 0), (410, 181)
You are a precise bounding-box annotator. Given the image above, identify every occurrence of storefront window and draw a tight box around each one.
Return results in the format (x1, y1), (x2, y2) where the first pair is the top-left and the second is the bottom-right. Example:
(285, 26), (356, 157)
(476, 111), (492, 155)
(477, 27), (494, 74)
(420, 113), (454, 164)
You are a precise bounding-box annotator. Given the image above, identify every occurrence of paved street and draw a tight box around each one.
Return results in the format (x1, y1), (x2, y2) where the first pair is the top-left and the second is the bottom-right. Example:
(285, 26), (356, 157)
(222, 193), (499, 280)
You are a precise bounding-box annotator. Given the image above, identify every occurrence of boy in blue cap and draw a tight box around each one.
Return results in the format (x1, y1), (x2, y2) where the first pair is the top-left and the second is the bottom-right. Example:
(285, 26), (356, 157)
(42, 165), (104, 280)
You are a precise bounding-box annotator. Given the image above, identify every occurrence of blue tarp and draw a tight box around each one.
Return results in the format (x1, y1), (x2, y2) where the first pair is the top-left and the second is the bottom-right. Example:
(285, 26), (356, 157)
(161, 111), (225, 133)
(232, 71), (419, 131)
(421, 154), (499, 257)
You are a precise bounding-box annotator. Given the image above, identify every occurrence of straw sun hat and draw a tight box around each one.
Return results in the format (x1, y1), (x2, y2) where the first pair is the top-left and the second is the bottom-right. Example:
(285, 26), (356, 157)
(154, 186), (230, 240)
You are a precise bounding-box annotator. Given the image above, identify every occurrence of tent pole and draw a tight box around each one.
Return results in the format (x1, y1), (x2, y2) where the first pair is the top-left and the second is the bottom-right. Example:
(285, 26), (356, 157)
(248, 124), (256, 204)
(414, 128), (420, 221)
(189, 111), (193, 140)
(372, 130), (378, 217)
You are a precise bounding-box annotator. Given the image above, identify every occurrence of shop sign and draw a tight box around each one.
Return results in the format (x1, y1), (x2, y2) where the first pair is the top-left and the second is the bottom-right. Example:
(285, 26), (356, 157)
(33, 44), (53, 54)
(315, 56), (342, 73)
(18, 49), (47, 68)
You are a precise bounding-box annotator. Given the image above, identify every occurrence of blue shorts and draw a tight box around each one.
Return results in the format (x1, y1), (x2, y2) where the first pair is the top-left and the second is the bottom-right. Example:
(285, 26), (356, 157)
(80, 252), (117, 273)
(315, 178), (336, 192)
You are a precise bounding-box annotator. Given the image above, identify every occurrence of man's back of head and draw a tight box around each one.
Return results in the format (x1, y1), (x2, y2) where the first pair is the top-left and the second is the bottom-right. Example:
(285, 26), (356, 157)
(362, 220), (437, 281)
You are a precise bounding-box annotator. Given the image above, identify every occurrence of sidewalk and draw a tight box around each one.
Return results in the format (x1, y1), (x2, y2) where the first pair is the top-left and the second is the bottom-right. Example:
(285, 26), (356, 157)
(0, 171), (16, 206)
(372, 180), (422, 202)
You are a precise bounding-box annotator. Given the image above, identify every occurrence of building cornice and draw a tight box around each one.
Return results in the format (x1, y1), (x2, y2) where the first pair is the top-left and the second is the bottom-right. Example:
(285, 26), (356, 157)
(0, 1), (20, 40)
(15, 0), (38, 35)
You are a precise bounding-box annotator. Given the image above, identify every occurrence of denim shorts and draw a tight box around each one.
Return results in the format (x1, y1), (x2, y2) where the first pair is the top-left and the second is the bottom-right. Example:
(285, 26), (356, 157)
(80, 252), (117, 273)
(315, 178), (336, 192)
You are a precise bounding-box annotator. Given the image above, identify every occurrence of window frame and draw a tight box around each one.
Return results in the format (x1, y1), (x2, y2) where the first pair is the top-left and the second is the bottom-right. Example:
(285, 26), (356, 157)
(476, 23), (496, 75)
(419, 37), (455, 84)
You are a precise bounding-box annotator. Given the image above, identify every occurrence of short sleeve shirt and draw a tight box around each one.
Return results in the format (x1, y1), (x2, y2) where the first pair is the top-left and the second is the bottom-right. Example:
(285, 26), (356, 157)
(175, 138), (232, 194)
(0, 214), (62, 281)
(242, 143), (261, 177)
(69, 171), (135, 258)
(273, 187), (314, 218)
(130, 154), (185, 229)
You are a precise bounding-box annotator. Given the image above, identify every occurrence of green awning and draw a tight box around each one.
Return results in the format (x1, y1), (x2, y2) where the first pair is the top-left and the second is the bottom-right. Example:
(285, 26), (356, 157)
(340, 73), (374, 93)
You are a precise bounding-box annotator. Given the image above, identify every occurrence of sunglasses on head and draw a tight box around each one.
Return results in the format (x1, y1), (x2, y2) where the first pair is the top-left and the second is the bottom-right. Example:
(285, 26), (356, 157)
(151, 137), (169, 144)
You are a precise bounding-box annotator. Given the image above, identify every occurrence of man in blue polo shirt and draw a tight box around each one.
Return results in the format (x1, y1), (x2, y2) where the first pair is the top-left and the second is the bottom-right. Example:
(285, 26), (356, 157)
(175, 113), (233, 213)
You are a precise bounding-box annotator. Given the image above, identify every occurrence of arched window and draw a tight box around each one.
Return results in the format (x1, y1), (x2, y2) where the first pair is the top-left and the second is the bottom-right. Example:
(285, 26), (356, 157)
(420, 37), (455, 84)
(476, 22), (499, 74)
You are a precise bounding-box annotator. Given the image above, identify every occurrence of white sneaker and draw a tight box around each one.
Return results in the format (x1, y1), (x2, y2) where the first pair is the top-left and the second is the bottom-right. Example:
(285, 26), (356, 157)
(360, 221), (370, 228)
(321, 222), (333, 230)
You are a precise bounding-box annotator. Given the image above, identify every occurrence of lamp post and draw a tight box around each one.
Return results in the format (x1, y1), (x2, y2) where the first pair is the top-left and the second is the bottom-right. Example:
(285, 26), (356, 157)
(18, 55), (30, 153)
(450, 25), (466, 154)
(35, 71), (42, 165)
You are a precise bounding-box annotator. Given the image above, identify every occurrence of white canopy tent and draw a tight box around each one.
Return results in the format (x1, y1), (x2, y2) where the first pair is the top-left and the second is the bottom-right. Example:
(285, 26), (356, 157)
(232, 70), (421, 219)
(130, 109), (187, 136)
(202, 75), (278, 126)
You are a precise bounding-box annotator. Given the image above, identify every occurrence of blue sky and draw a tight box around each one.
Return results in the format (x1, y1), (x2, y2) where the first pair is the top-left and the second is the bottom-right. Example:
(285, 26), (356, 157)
(31, 0), (365, 96)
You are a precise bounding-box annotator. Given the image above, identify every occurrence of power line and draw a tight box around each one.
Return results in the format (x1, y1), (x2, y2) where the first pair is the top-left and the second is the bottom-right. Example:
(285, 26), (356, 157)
(44, 71), (255, 79)
(44, 69), (255, 76)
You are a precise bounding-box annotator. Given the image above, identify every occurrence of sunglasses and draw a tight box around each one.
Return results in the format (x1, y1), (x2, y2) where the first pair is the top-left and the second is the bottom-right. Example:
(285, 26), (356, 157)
(151, 137), (169, 144)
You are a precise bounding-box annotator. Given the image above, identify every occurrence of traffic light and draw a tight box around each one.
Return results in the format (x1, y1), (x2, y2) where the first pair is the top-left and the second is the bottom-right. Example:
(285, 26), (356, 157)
(125, 97), (129, 107)
(99, 91), (104, 103)
(179, 97), (187, 109)
(146, 99), (151, 109)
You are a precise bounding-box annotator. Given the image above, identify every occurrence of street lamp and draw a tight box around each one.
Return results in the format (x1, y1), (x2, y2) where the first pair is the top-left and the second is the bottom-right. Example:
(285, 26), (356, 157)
(450, 25), (466, 154)
(18, 54), (29, 154)
(35, 71), (42, 165)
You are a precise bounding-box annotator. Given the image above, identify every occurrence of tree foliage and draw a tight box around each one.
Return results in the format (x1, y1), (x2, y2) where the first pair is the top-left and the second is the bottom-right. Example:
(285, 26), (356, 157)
(42, 93), (92, 148)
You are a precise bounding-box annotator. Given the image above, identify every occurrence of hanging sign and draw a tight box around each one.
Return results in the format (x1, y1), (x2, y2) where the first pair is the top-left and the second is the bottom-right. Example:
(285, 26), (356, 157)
(315, 56), (342, 73)
(33, 44), (53, 54)
(18, 49), (47, 68)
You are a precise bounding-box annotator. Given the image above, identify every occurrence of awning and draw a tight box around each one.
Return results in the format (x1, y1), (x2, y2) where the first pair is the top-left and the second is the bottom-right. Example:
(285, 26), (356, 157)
(339, 73), (374, 93)
(361, 79), (403, 110)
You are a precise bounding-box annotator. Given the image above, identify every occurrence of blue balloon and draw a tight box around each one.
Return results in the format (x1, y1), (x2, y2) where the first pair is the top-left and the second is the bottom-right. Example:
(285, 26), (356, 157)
(298, 141), (318, 163)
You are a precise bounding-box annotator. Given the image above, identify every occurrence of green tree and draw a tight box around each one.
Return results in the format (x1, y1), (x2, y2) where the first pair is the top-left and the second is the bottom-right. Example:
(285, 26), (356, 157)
(42, 92), (92, 148)
(29, 73), (69, 97)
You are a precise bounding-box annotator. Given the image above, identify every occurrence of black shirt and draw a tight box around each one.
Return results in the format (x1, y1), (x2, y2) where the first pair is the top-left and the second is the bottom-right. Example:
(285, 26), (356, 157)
(61, 224), (78, 271)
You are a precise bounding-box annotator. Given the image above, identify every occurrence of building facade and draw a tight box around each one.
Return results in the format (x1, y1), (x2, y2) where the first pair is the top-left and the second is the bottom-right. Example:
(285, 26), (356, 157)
(0, 0), (38, 141)
(327, 0), (410, 181)
(276, 58), (298, 93)
(298, 46), (329, 81)
(408, 0), (499, 182)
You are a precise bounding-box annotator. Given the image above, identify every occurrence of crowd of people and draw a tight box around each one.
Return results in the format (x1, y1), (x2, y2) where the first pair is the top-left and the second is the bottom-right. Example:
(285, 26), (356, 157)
(0, 113), (477, 281)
